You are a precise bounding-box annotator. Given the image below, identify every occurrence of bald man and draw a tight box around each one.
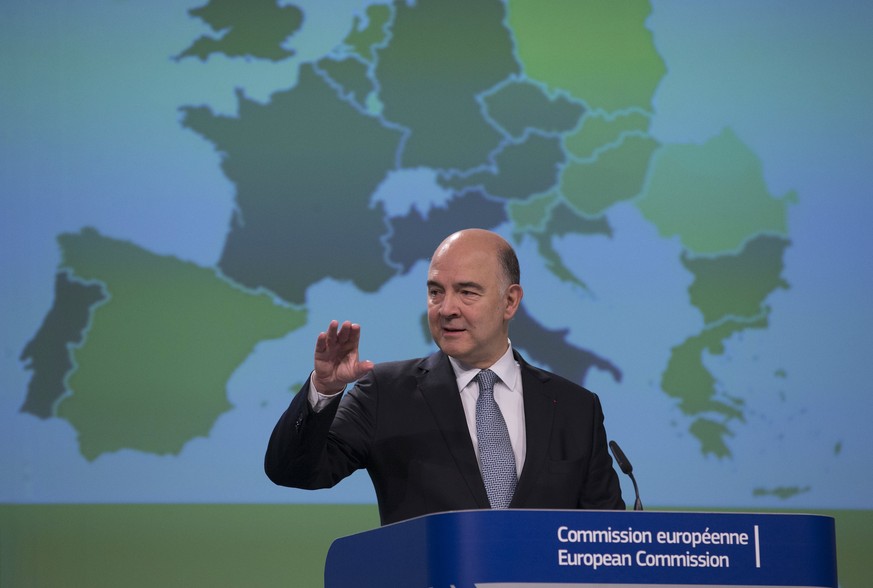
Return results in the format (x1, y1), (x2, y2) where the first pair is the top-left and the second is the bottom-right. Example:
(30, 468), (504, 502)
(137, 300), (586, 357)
(265, 229), (625, 525)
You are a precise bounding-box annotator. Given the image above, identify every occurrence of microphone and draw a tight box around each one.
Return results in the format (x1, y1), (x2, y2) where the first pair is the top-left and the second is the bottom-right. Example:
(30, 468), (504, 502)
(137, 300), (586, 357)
(609, 440), (643, 511)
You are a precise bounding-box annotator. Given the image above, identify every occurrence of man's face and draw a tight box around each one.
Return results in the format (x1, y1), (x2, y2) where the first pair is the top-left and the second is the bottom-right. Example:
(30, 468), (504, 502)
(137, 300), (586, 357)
(426, 233), (522, 368)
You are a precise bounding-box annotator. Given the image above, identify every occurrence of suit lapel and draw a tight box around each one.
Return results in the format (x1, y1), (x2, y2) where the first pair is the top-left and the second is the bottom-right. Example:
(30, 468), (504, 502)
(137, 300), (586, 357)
(416, 352), (491, 508)
(510, 353), (554, 507)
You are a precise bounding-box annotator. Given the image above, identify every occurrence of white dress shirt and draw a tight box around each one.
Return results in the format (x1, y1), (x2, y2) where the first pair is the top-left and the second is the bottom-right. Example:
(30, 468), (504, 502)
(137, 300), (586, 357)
(448, 343), (526, 478)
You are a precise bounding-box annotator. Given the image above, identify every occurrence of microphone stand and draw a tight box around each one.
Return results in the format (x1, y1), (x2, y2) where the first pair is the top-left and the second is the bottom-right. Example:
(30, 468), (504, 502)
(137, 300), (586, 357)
(609, 440), (643, 511)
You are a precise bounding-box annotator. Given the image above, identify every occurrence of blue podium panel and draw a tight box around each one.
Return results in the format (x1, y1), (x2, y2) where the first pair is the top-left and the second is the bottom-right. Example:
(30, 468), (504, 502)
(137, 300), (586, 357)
(325, 510), (837, 588)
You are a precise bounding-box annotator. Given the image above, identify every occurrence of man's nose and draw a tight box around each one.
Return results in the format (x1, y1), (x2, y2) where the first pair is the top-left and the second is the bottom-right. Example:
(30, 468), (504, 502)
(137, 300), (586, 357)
(439, 292), (460, 317)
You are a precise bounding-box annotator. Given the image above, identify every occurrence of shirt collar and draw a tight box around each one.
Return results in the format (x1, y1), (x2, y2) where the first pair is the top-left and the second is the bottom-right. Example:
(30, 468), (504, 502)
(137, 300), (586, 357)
(448, 340), (519, 392)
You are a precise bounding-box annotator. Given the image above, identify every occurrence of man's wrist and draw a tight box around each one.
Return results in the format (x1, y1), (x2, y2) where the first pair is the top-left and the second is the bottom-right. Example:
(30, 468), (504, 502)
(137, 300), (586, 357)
(308, 374), (345, 412)
(311, 374), (345, 397)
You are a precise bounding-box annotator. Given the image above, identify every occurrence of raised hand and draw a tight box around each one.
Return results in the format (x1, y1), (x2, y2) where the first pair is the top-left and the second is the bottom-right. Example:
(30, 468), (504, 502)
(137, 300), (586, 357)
(312, 320), (374, 395)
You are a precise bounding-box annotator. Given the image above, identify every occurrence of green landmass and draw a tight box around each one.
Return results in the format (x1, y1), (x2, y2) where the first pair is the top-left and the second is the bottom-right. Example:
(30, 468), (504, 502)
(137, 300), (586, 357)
(647, 131), (794, 460)
(689, 418), (735, 459)
(508, 191), (558, 231)
(682, 235), (790, 324)
(662, 316), (769, 458)
(565, 111), (651, 160)
(182, 63), (403, 305)
(176, 0), (303, 62)
(561, 134), (660, 216)
(374, 0), (519, 169)
(55, 228), (306, 460)
(544, 201), (613, 240)
(637, 127), (795, 255)
(639, 129), (794, 460)
(507, 0), (665, 112)
(343, 3), (393, 62)
(440, 134), (565, 200)
(483, 79), (585, 139)
(19, 272), (106, 418)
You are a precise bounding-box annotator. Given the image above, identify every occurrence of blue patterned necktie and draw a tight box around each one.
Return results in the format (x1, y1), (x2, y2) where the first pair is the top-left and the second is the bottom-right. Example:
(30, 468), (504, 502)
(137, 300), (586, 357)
(475, 369), (517, 509)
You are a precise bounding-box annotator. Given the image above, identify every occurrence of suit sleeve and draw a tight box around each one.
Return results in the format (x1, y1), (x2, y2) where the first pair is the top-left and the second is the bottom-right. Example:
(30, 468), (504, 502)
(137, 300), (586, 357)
(264, 375), (374, 490)
(580, 393), (626, 510)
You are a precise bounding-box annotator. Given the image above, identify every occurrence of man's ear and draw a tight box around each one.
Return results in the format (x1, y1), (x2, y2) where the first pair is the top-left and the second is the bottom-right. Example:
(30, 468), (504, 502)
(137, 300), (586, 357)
(503, 284), (523, 320)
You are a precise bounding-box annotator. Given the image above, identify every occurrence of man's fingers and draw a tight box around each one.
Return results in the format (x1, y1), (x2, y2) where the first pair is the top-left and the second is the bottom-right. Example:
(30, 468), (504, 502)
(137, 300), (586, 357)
(335, 320), (355, 344)
(326, 321), (361, 348)
(344, 323), (362, 348)
(315, 331), (328, 353)
(316, 320), (363, 358)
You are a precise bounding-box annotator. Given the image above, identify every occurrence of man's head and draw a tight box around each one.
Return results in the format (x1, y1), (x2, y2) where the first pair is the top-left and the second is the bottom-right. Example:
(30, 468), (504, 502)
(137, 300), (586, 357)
(426, 229), (523, 368)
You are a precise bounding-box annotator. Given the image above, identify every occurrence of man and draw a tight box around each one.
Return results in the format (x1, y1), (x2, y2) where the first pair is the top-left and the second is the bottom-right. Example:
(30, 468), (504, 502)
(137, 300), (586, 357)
(265, 229), (625, 525)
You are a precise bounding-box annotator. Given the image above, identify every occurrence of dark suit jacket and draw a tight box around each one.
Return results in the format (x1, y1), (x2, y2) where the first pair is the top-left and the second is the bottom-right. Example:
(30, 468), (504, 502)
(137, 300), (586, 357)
(265, 350), (625, 525)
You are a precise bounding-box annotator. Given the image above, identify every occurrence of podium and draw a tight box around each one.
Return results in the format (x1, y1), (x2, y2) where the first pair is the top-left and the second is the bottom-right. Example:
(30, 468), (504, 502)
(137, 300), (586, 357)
(325, 510), (837, 587)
